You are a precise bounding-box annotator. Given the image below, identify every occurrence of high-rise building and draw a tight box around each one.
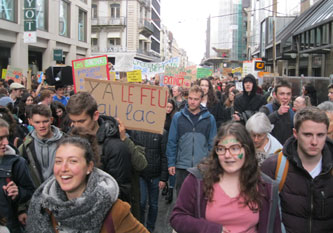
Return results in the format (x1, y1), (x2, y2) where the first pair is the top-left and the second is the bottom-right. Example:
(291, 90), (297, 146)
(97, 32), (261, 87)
(91, 0), (161, 71)
(0, 0), (91, 74)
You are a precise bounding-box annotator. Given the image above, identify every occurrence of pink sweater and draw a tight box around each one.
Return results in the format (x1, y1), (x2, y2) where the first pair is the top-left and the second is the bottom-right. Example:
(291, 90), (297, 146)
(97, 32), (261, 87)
(206, 183), (259, 233)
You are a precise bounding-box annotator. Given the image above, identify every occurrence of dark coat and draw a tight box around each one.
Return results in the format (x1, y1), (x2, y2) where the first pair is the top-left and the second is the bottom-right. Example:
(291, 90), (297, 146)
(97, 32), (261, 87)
(97, 115), (132, 203)
(0, 153), (35, 232)
(170, 167), (281, 233)
(261, 137), (333, 233)
(259, 101), (294, 145)
(128, 130), (168, 182)
(234, 75), (266, 115)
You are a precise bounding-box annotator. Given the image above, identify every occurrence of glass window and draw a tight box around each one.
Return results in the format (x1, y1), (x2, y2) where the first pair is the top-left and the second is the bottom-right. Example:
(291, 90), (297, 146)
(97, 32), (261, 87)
(110, 4), (120, 18)
(91, 38), (98, 46)
(59, 0), (69, 37)
(109, 38), (120, 46)
(0, 0), (15, 21)
(92, 4), (97, 19)
(78, 9), (86, 42)
(36, 0), (46, 30)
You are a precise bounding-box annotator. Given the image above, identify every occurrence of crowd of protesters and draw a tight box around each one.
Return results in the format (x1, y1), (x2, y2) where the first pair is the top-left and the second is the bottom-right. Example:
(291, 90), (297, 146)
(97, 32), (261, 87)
(0, 71), (333, 233)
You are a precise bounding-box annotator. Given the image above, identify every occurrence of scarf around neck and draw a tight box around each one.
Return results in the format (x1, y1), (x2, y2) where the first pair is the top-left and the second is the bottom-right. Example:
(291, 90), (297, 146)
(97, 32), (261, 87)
(27, 168), (119, 233)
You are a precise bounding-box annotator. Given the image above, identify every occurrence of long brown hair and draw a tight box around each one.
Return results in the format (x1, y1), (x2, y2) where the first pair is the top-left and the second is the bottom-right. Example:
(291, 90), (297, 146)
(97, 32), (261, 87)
(199, 78), (218, 108)
(199, 122), (262, 211)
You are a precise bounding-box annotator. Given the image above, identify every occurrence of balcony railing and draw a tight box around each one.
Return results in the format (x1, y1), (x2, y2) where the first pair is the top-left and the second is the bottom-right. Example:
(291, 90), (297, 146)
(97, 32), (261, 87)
(91, 16), (126, 26)
(138, 19), (153, 37)
(137, 48), (152, 56)
(91, 46), (127, 53)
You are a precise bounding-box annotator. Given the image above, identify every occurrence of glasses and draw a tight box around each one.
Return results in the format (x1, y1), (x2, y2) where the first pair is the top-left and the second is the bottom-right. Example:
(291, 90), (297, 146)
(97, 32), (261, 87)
(215, 144), (242, 156)
(250, 133), (266, 140)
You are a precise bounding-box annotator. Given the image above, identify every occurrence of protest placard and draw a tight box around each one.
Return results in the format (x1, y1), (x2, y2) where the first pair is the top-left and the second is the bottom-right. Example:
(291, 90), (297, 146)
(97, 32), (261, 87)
(72, 55), (109, 92)
(162, 66), (191, 88)
(84, 78), (168, 134)
(196, 68), (212, 79)
(133, 57), (180, 80)
(5, 66), (23, 83)
(1, 69), (6, 79)
(127, 70), (142, 83)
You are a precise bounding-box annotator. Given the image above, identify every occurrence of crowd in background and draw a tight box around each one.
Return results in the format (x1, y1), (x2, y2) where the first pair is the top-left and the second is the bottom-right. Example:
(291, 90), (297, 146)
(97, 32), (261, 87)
(1, 71), (333, 233)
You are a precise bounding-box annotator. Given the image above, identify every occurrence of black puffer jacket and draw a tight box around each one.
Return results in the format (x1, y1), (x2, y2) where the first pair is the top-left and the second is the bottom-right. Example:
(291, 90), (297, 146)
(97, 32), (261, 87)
(129, 130), (168, 182)
(259, 101), (294, 145)
(97, 115), (132, 203)
(234, 74), (266, 116)
(261, 137), (333, 233)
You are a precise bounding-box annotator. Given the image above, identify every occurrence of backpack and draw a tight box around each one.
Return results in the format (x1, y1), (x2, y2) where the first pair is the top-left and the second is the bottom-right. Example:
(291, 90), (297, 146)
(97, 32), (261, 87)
(275, 150), (289, 192)
(266, 103), (294, 125)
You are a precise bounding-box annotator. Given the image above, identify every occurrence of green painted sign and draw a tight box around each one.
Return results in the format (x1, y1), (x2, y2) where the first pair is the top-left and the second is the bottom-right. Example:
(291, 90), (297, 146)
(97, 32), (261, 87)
(84, 57), (107, 67)
(24, 21), (36, 31)
(197, 68), (213, 79)
(24, 0), (36, 32)
(53, 49), (63, 61)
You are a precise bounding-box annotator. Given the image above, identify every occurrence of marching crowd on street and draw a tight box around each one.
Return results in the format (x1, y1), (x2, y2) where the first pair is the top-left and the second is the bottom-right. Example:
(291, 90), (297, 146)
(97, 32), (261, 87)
(1, 71), (333, 233)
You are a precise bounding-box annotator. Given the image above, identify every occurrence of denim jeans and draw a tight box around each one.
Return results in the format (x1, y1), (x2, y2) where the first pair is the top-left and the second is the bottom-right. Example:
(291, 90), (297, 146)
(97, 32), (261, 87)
(140, 177), (160, 232)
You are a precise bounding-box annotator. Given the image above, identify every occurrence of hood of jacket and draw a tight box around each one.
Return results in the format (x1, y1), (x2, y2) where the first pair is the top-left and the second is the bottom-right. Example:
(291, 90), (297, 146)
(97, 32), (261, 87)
(283, 136), (333, 173)
(30, 125), (63, 144)
(26, 168), (119, 233)
(96, 115), (119, 143)
(242, 74), (257, 98)
(182, 104), (209, 119)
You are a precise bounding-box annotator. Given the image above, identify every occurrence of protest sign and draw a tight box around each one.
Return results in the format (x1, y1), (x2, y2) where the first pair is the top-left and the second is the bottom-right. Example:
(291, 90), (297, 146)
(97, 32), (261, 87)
(163, 66), (191, 88)
(84, 78), (168, 134)
(197, 68), (212, 79)
(72, 55), (109, 92)
(127, 70), (142, 83)
(133, 57), (180, 80)
(5, 66), (23, 83)
(1, 69), (6, 79)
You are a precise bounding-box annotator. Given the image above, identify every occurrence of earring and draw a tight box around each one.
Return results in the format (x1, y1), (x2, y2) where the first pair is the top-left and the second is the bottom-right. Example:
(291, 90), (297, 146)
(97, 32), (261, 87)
(87, 171), (90, 175)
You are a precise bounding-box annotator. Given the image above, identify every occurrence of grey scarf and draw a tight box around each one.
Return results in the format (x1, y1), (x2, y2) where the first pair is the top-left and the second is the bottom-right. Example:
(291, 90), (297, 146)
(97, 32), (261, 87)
(26, 168), (119, 233)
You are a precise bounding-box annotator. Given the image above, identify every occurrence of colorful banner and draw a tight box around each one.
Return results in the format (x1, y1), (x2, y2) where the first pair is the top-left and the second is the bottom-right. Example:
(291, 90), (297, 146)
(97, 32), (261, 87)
(5, 66), (23, 83)
(127, 70), (142, 83)
(72, 55), (110, 92)
(197, 68), (213, 79)
(84, 78), (168, 134)
(133, 57), (180, 80)
(162, 66), (192, 88)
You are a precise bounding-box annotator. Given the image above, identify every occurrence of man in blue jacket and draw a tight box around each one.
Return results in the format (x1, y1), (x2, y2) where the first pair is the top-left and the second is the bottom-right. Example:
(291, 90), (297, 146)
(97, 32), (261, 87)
(166, 85), (217, 195)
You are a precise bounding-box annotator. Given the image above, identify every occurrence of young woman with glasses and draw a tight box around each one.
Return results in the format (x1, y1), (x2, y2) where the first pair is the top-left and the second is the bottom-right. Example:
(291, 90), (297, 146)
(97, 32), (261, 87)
(170, 122), (282, 233)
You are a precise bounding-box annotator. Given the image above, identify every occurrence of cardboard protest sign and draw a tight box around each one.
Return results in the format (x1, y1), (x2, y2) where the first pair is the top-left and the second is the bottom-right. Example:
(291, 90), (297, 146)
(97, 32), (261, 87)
(72, 55), (109, 92)
(84, 78), (168, 134)
(133, 57), (180, 80)
(163, 66), (191, 88)
(127, 70), (142, 83)
(197, 68), (212, 79)
(1, 69), (6, 79)
(5, 66), (23, 83)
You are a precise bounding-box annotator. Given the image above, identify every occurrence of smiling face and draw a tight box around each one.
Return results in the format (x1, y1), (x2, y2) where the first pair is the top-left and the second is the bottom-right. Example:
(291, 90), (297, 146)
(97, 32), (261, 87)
(54, 144), (93, 200)
(216, 135), (245, 176)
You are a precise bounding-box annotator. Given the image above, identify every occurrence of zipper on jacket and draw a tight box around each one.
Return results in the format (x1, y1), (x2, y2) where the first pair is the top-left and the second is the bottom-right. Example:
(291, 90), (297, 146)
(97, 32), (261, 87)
(192, 127), (195, 167)
(309, 180), (314, 233)
(321, 191), (325, 217)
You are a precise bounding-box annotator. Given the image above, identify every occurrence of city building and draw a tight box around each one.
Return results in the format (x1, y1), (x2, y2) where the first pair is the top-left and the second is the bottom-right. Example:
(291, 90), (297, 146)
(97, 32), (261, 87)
(202, 0), (248, 70)
(0, 0), (91, 75)
(91, 0), (161, 71)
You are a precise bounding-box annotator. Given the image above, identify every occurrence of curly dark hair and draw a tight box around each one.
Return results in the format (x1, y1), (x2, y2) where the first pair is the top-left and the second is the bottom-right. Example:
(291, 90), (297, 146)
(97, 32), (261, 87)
(198, 78), (218, 109)
(199, 122), (262, 211)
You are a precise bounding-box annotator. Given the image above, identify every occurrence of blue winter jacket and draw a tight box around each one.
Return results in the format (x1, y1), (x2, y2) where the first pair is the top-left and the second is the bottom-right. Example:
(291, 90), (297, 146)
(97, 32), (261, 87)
(166, 105), (217, 169)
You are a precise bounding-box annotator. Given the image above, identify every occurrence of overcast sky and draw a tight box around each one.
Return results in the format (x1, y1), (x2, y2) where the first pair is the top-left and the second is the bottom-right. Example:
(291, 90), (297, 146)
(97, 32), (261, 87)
(160, 0), (218, 65)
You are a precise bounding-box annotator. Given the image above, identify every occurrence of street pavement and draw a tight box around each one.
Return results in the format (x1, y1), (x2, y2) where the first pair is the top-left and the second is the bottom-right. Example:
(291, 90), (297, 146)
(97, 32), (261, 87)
(150, 189), (176, 233)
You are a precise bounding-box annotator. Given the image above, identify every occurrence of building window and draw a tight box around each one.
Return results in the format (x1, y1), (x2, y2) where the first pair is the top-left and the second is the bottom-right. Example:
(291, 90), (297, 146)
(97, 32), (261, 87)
(92, 38), (98, 46)
(109, 38), (120, 46)
(110, 4), (120, 18)
(92, 4), (97, 19)
(0, 0), (15, 21)
(59, 0), (70, 37)
(78, 9), (86, 42)
(36, 0), (46, 30)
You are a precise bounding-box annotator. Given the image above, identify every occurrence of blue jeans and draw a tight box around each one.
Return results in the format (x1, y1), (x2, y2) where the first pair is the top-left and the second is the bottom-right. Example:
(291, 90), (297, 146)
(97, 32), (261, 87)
(140, 177), (160, 232)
